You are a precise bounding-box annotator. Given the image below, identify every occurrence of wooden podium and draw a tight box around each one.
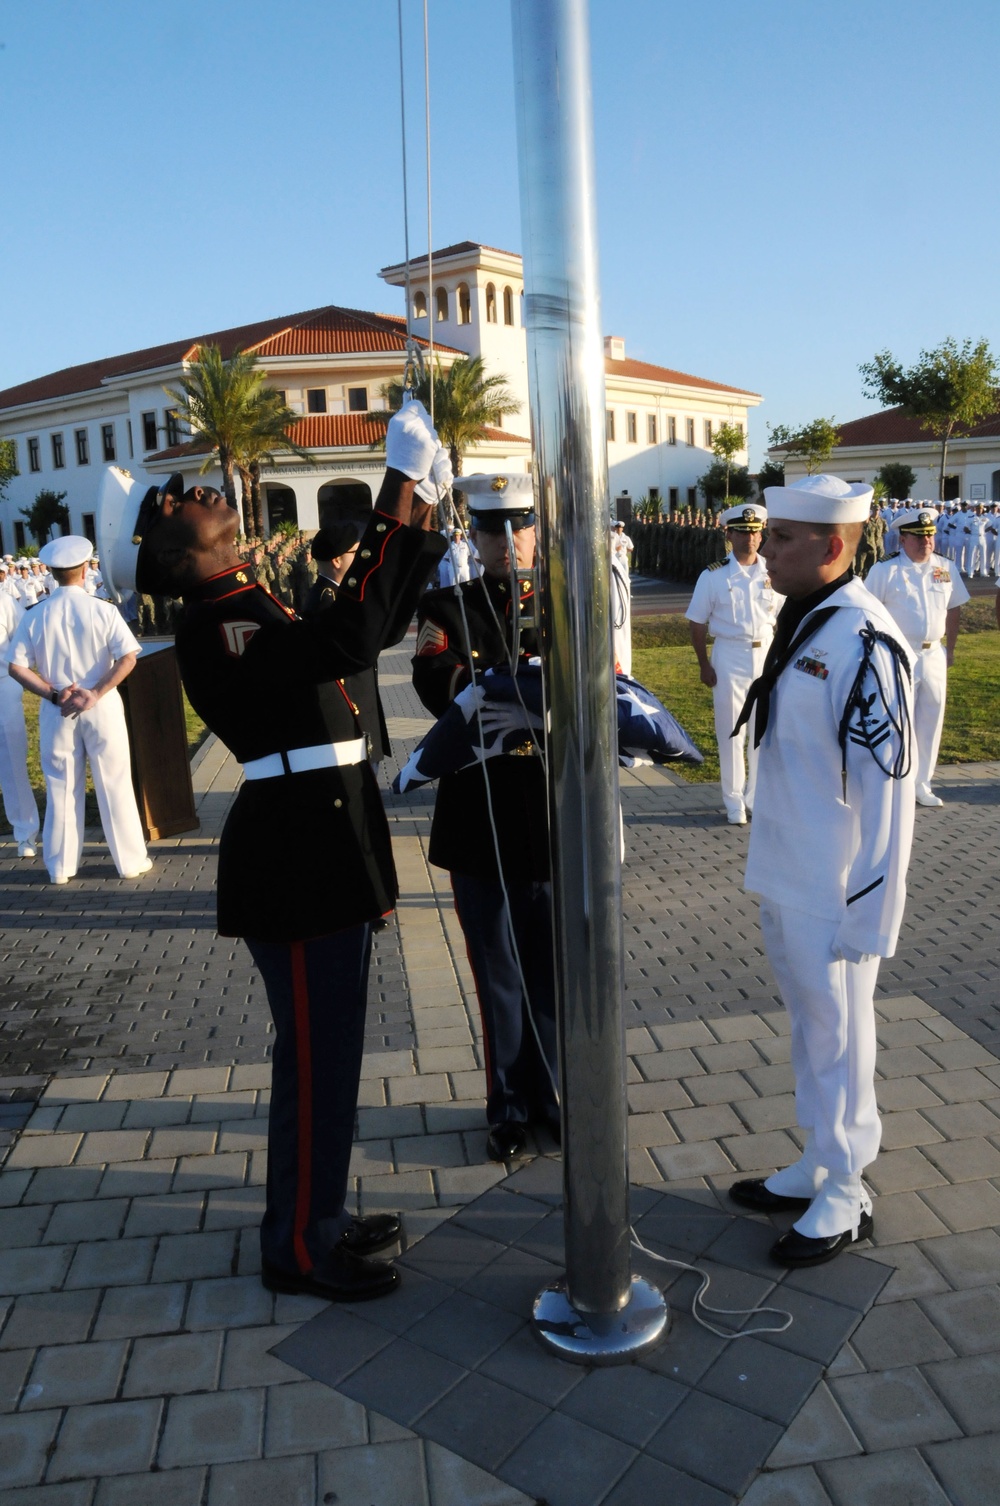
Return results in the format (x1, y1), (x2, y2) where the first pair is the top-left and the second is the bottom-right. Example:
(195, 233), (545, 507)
(120, 643), (198, 841)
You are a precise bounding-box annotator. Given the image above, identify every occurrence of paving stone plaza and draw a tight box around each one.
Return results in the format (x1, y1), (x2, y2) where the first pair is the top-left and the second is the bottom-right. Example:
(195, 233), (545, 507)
(0, 631), (997, 1505)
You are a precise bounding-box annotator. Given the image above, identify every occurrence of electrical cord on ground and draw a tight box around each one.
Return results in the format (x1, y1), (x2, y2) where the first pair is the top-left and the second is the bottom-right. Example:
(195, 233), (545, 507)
(629, 1226), (794, 1340)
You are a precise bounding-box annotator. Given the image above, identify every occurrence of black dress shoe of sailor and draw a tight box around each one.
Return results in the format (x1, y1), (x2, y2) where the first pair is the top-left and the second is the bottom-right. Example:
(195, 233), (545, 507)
(487, 1122), (528, 1162)
(728, 1178), (813, 1212)
(340, 1213), (403, 1256)
(261, 1247), (399, 1302)
(770, 1211), (874, 1267)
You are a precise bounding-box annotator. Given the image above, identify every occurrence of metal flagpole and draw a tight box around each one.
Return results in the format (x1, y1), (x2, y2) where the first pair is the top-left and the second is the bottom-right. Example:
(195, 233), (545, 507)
(510, 0), (668, 1363)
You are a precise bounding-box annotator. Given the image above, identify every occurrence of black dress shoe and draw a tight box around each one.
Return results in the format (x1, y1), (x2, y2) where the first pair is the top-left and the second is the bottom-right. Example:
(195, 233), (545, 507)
(728, 1178), (814, 1213)
(486, 1122), (528, 1162)
(340, 1213), (403, 1256)
(770, 1211), (874, 1267)
(261, 1246), (399, 1301)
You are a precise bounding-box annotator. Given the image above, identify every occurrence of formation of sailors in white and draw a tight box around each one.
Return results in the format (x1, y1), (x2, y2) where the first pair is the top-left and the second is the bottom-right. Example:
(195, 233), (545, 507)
(880, 497), (999, 577)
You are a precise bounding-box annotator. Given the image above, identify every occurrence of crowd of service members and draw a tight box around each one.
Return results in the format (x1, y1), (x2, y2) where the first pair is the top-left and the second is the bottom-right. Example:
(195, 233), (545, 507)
(629, 509), (729, 581)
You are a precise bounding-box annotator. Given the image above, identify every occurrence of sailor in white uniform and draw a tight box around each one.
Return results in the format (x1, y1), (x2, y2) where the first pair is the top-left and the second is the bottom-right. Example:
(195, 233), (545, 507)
(686, 502), (783, 824)
(0, 591), (40, 856)
(9, 536), (151, 885)
(728, 475), (916, 1266)
(866, 508), (969, 807)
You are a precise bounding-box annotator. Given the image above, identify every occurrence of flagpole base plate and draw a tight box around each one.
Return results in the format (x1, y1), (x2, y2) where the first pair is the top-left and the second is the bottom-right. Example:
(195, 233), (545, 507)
(531, 1276), (668, 1366)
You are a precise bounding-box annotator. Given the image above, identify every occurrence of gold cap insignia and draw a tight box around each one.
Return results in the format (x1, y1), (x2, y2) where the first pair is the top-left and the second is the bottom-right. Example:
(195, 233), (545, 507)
(491, 476), (508, 493)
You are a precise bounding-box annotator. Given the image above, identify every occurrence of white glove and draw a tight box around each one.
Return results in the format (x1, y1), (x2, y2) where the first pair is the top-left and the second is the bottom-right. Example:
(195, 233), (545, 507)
(415, 445), (453, 504)
(386, 400), (441, 481)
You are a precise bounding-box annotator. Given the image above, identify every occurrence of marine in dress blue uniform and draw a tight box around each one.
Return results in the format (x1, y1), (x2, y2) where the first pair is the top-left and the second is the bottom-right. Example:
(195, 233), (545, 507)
(412, 474), (558, 1163)
(113, 402), (448, 1302)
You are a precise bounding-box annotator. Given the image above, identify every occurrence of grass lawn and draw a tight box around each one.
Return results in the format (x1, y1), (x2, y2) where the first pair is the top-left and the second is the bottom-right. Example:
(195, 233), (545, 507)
(633, 598), (1000, 785)
(0, 691), (208, 838)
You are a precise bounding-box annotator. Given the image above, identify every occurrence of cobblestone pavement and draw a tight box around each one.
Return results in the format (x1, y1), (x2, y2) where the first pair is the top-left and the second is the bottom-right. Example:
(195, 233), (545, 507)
(0, 635), (996, 1504)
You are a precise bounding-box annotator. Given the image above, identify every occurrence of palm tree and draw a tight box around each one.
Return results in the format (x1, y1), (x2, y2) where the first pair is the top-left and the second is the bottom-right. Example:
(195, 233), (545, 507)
(165, 346), (263, 533)
(235, 389), (314, 537)
(377, 355), (521, 476)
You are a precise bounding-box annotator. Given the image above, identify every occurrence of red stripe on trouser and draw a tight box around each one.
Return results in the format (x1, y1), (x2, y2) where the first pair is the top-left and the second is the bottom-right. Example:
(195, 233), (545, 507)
(452, 882), (494, 1095)
(290, 941), (314, 1272)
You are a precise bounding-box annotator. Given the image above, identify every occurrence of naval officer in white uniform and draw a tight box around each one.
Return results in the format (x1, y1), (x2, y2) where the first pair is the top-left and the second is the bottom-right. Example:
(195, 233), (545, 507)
(865, 508), (969, 807)
(9, 536), (151, 885)
(686, 502), (783, 824)
(728, 475), (916, 1265)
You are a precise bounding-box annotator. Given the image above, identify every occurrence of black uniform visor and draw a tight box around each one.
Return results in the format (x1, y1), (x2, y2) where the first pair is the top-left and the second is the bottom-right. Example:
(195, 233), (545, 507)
(470, 510), (535, 535)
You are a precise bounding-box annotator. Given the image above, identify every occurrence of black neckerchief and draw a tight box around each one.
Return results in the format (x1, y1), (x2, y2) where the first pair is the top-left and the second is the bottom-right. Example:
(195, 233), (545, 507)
(733, 569), (853, 749)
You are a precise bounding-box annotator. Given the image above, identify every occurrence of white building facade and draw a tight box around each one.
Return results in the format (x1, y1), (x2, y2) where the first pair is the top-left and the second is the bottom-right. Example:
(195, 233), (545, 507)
(0, 241), (762, 549)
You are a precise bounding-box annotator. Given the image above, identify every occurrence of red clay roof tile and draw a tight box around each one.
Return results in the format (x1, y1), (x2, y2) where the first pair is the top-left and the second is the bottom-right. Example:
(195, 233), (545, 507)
(605, 356), (760, 398)
(0, 306), (461, 412)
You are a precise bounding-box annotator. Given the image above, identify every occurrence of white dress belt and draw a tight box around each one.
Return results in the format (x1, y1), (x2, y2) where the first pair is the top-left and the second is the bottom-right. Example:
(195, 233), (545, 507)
(241, 738), (368, 780)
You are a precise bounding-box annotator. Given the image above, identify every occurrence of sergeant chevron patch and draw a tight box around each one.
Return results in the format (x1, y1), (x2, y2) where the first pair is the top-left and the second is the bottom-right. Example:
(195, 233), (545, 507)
(220, 620), (262, 657)
(416, 620), (448, 657)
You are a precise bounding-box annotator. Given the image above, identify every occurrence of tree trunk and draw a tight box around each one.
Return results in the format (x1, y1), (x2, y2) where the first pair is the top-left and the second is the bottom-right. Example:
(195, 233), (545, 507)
(236, 466), (254, 538)
(938, 424), (953, 502)
(250, 462), (264, 537)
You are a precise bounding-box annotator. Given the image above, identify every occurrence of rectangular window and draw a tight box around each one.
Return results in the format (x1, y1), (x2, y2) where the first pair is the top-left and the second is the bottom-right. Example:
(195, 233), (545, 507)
(606, 410), (616, 442)
(165, 410), (180, 447)
(101, 424), (116, 462)
(686, 417), (695, 446)
(669, 486), (679, 508)
(28, 438), (41, 472)
(704, 420), (713, 447)
(626, 412), (637, 443)
(14, 521), (26, 551)
(647, 415), (657, 445)
(82, 513), (97, 546)
(75, 428), (89, 465)
(142, 412), (158, 450)
(307, 389), (327, 414)
(668, 416), (677, 446)
(127, 419), (134, 458)
(0, 525), (4, 555)
(347, 387), (368, 413)
(52, 433), (65, 469)
(273, 390), (286, 406)
(649, 486), (660, 501)
(735, 422), (744, 441)
(687, 486), (697, 508)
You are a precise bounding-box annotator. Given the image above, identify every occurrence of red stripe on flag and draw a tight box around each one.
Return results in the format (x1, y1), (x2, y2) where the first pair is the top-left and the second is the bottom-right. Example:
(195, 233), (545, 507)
(290, 941), (314, 1272)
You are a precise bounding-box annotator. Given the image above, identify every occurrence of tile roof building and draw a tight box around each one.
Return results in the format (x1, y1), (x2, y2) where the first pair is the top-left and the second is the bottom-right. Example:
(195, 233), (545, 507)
(773, 406), (1000, 503)
(0, 244), (761, 549)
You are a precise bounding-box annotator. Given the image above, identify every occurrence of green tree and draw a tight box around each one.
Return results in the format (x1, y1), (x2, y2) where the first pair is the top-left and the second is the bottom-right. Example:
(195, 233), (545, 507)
(165, 345), (267, 535)
(860, 338), (998, 500)
(697, 460), (754, 510)
(234, 388), (314, 538)
(756, 457), (784, 492)
(0, 440), (18, 505)
(710, 422), (747, 500)
(874, 461), (916, 500)
(767, 417), (839, 475)
(20, 489), (69, 546)
(377, 356), (520, 476)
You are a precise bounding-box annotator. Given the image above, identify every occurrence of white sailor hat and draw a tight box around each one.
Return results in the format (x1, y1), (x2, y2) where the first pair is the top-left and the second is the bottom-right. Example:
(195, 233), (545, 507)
(453, 473), (535, 531)
(721, 502), (767, 530)
(763, 474), (872, 525)
(896, 507), (938, 534)
(39, 535), (95, 570)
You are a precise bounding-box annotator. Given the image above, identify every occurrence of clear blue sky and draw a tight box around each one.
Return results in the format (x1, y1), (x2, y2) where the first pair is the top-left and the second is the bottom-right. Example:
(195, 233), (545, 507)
(3, 0), (998, 464)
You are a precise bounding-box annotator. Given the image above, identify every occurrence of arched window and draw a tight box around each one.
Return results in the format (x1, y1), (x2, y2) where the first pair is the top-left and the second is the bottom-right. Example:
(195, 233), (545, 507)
(435, 287), (449, 322)
(457, 283), (472, 324)
(485, 283), (497, 323)
(413, 289), (427, 319)
(265, 485), (298, 534)
(503, 286), (515, 325)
